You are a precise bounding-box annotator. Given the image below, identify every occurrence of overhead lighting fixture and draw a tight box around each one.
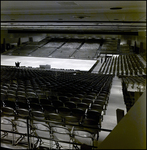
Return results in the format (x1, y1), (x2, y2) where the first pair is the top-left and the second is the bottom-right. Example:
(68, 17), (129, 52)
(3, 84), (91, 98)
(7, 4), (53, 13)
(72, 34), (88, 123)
(73, 16), (90, 19)
(110, 7), (122, 10)
(57, 2), (77, 5)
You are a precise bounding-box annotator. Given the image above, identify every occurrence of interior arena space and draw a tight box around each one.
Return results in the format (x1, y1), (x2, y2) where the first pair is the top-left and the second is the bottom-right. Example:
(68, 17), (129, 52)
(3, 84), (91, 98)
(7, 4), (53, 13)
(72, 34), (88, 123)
(1, 1), (146, 149)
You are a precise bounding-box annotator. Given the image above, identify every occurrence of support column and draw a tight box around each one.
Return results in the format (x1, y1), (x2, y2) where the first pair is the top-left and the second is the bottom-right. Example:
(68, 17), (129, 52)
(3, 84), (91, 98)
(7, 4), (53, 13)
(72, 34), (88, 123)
(17, 37), (21, 46)
(3, 38), (6, 52)
(29, 37), (33, 42)
(140, 42), (144, 54)
(117, 39), (120, 53)
(134, 41), (137, 53)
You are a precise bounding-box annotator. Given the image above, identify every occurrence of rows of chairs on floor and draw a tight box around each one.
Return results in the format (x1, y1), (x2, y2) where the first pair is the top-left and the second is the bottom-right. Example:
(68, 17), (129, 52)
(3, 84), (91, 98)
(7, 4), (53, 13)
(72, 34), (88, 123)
(98, 54), (146, 76)
(1, 66), (114, 149)
(117, 54), (145, 76)
(99, 56), (117, 75)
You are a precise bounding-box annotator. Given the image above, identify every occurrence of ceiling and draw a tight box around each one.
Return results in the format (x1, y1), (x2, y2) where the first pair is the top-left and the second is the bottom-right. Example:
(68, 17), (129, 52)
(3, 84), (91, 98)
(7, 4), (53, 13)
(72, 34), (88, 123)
(1, 1), (146, 33)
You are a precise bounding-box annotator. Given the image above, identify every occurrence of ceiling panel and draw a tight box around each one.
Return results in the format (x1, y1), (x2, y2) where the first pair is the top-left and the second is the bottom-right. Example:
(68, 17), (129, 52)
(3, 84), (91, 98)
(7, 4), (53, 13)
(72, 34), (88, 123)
(1, 1), (146, 32)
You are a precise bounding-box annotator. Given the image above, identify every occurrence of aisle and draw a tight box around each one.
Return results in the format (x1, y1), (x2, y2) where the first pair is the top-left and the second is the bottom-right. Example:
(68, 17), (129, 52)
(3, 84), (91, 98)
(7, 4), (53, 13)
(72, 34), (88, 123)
(97, 76), (126, 147)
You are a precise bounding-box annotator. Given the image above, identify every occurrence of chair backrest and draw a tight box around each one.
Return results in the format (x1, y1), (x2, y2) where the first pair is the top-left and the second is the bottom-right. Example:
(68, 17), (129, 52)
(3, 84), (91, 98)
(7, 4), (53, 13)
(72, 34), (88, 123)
(3, 100), (16, 109)
(48, 96), (58, 101)
(93, 100), (106, 106)
(15, 120), (28, 134)
(31, 110), (45, 120)
(82, 98), (93, 104)
(51, 126), (71, 144)
(43, 105), (56, 114)
(16, 101), (29, 109)
(7, 93), (16, 102)
(70, 97), (81, 104)
(40, 99), (52, 105)
(90, 104), (103, 111)
(85, 94), (96, 100)
(65, 101), (76, 109)
(16, 108), (30, 118)
(58, 106), (71, 116)
(28, 97), (39, 104)
(64, 115), (79, 126)
(86, 110), (101, 122)
(58, 96), (69, 103)
(29, 103), (42, 111)
(73, 129), (94, 146)
(1, 117), (13, 131)
(17, 95), (27, 102)
(52, 100), (63, 108)
(47, 113), (63, 122)
(1, 106), (15, 116)
(71, 108), (85, 119)
(77, 102), (89, 110)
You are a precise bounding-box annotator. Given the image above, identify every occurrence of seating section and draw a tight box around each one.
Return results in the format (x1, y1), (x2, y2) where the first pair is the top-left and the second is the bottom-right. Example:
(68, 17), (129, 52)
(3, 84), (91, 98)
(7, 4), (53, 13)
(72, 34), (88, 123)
(99, 38), (118, 54)
(3, 38), (102, 59)
(1, 66), (113, 149)
(98, 54), (146, 76)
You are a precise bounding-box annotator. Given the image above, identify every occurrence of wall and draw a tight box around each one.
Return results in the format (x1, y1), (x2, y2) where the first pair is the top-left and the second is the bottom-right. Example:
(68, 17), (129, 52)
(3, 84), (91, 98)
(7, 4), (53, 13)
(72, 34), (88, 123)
(98, 91), (146, 149)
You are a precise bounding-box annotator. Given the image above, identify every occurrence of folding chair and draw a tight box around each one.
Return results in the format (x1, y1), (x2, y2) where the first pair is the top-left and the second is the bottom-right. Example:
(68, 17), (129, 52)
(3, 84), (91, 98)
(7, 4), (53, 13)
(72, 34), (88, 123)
(1, 107), (16, 143)
(51, 126), (73, 149)
(72, 127), (95, 147)
(32, 123), (54, 149)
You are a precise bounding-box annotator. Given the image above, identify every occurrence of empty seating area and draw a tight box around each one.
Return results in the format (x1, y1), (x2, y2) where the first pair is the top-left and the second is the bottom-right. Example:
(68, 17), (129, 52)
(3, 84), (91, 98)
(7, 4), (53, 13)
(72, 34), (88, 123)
(3, 38), (102, 60)
(1, 66), (114, 149)
(2, 38), (49, 56)
(1, 36), (146, 149)
(99, 38), (118, 54)
(98, 54), (146, 76)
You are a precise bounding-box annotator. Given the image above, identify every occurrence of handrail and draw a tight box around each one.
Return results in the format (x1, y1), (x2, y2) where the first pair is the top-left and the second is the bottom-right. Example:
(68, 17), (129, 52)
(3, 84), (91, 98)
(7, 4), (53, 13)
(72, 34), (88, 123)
(0, 129), (98, 148)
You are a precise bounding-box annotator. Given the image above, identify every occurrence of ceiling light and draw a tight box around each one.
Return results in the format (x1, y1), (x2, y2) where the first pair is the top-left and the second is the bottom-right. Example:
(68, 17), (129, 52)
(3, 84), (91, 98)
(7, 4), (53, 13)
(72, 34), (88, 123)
(57, 2), (77, 5)
(110, 7), (122, 10)
(73, 16), (90, 19)
(78, 16), (85, 19)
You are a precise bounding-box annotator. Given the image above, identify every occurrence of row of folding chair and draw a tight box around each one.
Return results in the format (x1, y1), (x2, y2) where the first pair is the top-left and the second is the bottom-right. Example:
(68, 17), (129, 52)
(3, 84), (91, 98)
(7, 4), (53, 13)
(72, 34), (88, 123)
(117, 54), (146, 76)
(98, 54), (145, 76)
(1, 93), (108, 120)
(1, 106), (100, 149)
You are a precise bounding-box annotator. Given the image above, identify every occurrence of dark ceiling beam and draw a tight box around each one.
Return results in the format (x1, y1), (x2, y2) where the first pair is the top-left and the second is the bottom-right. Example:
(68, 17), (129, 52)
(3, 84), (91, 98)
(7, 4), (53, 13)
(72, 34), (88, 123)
(8, 29), (138, 35)
(1, 21), (146, 23)
(2, 25), (146, 27)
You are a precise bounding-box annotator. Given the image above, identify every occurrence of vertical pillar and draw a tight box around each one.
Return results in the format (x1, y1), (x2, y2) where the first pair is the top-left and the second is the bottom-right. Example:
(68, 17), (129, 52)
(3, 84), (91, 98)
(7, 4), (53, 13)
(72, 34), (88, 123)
(29, 37), (33, 42)
(6, 43), (10, 50)
(127, 39), (131, 48)
(140, 42), (143, 54)
(134, 41), (137, 53)
(17, 37), (21, 46)
(3, 38), (6, 52)
(117, 39), (120, 52)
